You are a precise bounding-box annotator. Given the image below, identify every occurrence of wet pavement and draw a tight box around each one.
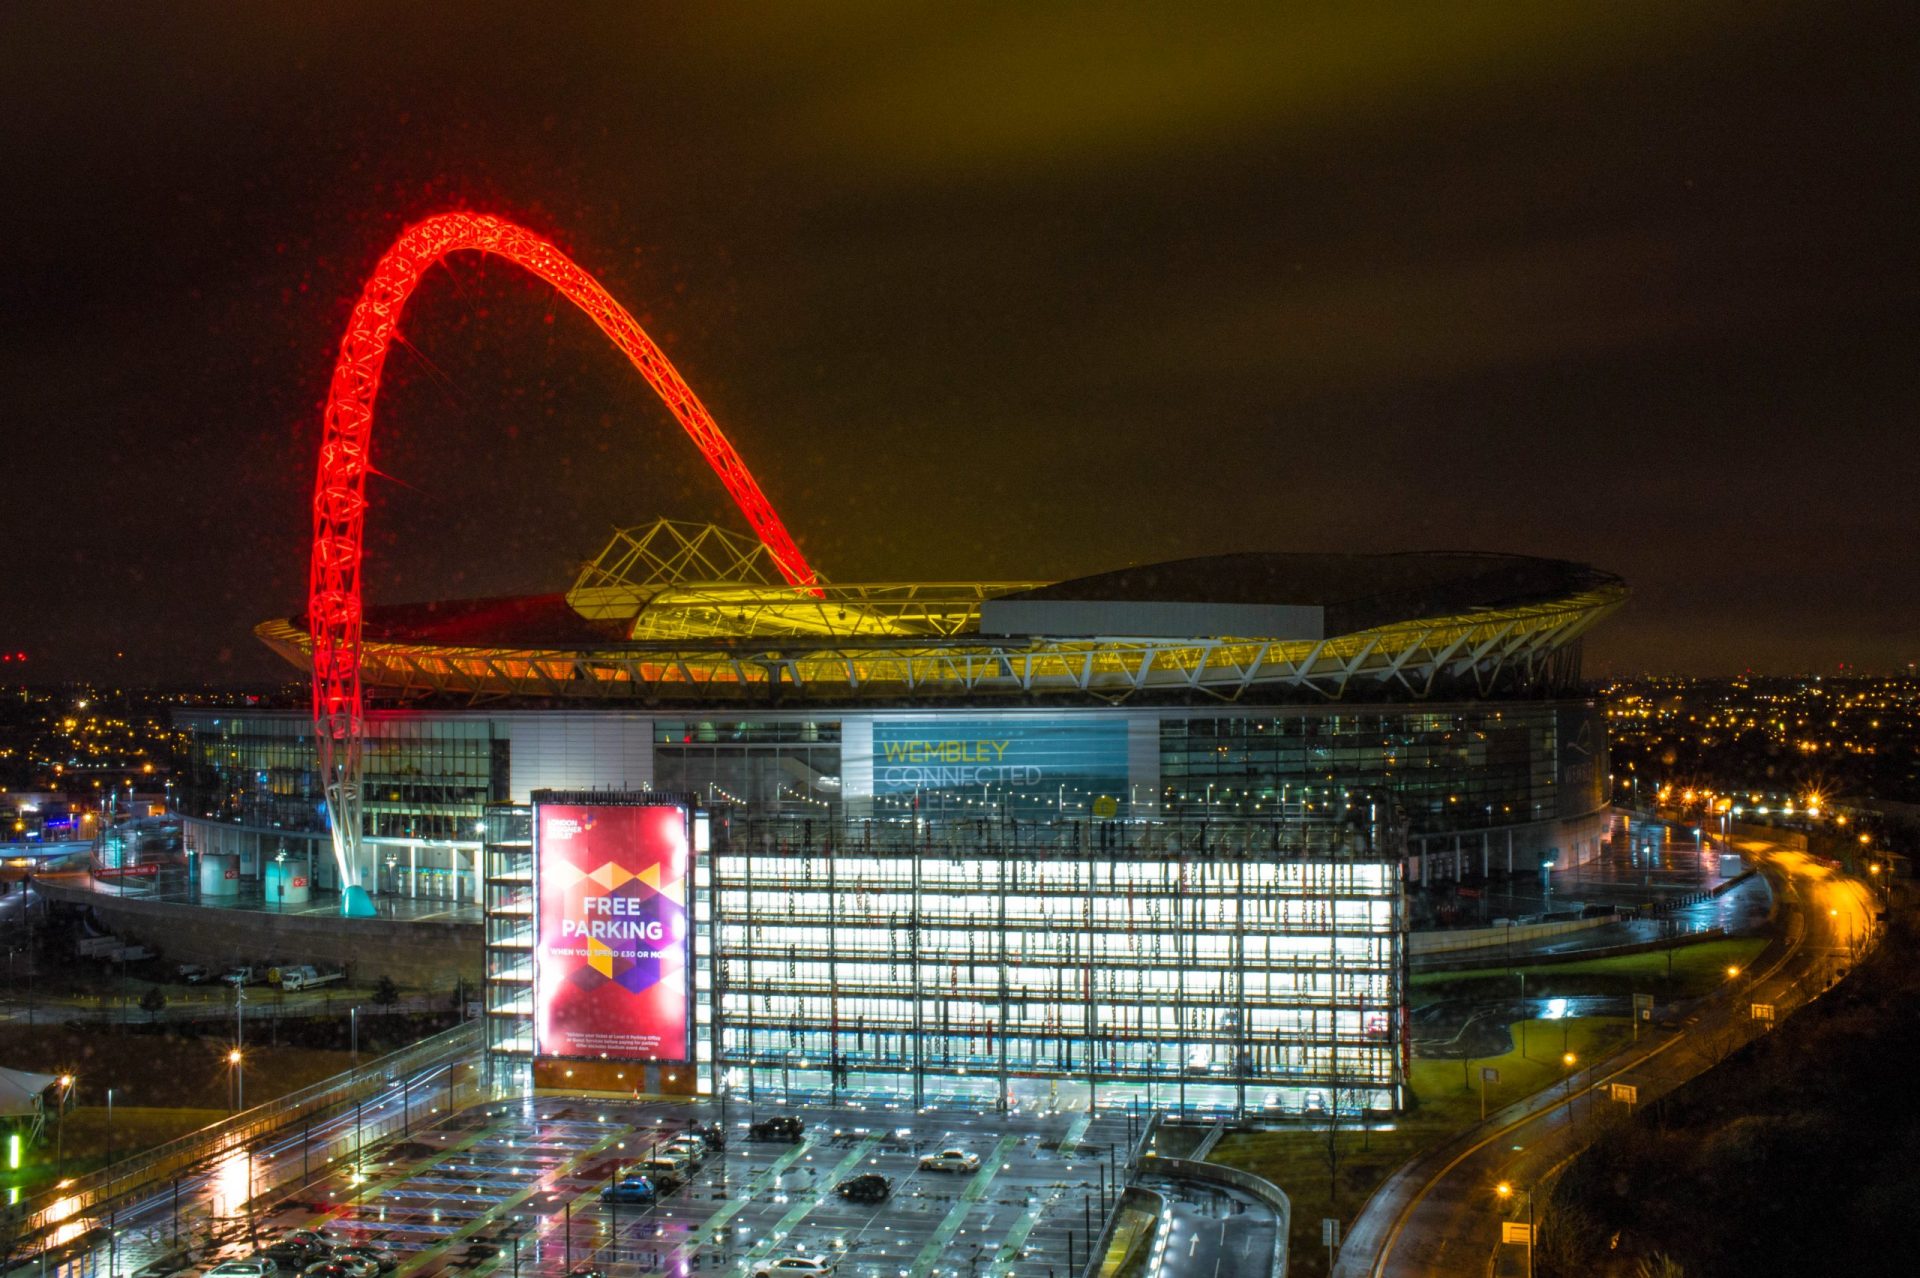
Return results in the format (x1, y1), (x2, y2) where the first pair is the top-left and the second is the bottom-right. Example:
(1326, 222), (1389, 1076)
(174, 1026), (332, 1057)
(67, 1095), (1130, 1278)
(1136, 1175), (1277, 1278)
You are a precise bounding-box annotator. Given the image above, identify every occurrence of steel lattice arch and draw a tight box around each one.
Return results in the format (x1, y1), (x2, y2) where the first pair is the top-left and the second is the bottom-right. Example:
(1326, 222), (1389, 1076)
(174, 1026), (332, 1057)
(308, 212), (817, 892)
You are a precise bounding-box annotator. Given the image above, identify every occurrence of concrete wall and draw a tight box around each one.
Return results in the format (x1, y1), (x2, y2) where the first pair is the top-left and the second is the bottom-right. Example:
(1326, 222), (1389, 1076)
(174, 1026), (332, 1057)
(38, 881), (481, 988)
(1409, 913), (1615, 955)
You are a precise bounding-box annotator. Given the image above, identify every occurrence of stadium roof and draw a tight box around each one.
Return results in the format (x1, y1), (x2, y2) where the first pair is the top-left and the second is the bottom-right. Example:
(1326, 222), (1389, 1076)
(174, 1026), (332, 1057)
(258, 519), (1626, 706)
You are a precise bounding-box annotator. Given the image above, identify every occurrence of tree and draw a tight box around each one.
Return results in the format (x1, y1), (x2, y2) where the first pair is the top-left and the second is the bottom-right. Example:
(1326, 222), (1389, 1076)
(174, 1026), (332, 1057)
(373, 975), (400, 1014)
(139, 984), (167, 1023)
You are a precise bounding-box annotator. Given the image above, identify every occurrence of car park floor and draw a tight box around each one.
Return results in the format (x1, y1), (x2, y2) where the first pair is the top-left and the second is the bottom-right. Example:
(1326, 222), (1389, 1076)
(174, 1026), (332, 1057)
(99, 1097), (1133, 1278)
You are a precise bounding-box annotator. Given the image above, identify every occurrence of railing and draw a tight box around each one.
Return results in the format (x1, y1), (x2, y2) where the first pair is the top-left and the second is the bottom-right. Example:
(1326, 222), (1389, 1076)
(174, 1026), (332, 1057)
(19, 1021), (482, 1241)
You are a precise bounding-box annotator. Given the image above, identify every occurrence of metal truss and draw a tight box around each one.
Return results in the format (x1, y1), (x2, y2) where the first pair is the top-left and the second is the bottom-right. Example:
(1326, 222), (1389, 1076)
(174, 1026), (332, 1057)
(259, 581), (1624, 707)
(564, 519), (1042, 640)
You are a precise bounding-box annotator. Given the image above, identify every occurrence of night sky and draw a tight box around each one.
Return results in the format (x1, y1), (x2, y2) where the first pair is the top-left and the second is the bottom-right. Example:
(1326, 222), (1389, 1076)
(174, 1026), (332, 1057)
(2, 2), (1915, 682)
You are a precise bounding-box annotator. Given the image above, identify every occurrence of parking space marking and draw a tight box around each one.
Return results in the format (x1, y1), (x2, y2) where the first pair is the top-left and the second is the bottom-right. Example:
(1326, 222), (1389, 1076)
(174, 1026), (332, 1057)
(680, 1138), (819, 1255)
(736, 1133), (886, 1270)
(986, 1114), (1091, 1276)
(393, 1125), (633, 1277)
(1057, 1112), (1094, 1157)
(906, 1134), (1022, 1277)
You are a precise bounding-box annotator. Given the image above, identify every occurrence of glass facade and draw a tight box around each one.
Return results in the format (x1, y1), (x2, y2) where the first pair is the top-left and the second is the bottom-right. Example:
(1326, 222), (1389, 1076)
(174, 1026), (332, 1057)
(1159, 706), (1563, 829)
(177, 700), (1605, 853)
(486, 805), (1407, 1116)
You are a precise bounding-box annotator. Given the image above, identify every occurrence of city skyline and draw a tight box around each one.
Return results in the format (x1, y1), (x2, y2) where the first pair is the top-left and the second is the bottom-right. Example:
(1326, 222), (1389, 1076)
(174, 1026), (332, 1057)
(2, 2), (1914, 682)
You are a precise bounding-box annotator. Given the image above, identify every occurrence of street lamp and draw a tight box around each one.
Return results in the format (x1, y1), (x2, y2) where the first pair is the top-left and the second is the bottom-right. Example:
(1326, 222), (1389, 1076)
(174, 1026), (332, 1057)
(1496, 1181), (1534, 1278)
(228, 1048), (244, 1112)
(1562, 1051), (1578, 1120)
(54, 1074), (74, 1175)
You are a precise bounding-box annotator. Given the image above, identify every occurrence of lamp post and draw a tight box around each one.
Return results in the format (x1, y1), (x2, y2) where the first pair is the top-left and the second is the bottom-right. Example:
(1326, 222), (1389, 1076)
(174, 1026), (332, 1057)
(54, 1073), (73, 1176)
(1496, 1181), (1534, 1278)
(1562, 1051), (1578, 1123)
(228, 1048), (244, 1112)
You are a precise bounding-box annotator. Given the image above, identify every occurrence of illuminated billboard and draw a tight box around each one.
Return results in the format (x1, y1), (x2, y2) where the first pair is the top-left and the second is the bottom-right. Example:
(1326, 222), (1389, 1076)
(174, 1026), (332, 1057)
(534, 801), (691, 1061)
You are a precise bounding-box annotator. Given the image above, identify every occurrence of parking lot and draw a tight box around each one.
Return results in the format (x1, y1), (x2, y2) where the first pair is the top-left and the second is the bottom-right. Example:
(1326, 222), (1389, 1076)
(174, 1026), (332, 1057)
(110, 1097), (1135, 1278)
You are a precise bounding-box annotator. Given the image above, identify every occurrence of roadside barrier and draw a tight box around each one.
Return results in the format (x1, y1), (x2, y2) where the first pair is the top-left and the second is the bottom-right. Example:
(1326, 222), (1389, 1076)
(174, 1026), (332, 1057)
(17, 1021), (481, 1246)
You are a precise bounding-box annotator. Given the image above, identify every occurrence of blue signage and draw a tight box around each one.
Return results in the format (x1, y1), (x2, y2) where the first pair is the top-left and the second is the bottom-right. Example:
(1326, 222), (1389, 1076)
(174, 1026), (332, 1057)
(871, 715), (1128, 802)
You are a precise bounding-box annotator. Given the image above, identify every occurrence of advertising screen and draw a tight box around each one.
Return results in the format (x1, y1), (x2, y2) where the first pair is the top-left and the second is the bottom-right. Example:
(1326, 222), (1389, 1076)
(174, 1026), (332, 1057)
(535, 802), (691, 1060)
(869, 715), (1129, 817)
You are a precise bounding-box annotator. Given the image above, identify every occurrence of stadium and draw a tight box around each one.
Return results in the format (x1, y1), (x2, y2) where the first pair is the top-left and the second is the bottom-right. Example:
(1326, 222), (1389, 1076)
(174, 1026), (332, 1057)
(162, 516), (1624, 1115)
(154, 213), (1626, 1116)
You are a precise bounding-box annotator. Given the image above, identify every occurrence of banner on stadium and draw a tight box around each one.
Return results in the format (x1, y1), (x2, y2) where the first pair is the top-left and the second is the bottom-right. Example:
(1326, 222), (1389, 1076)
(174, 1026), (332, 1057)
(870, 715), (1128, 799)
(534, 802), (691, 1061)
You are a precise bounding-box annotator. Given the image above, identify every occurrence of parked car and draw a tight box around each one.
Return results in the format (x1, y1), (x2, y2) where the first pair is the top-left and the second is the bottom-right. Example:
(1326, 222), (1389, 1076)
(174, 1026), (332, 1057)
(221, 966), (259, 987)
(663, 1137), (705, 1163)
(918, 1149), (980, 1173)
(282, 1230), (337, 1251)
(601, 1176), (657, 1205)
(835, 1173), (891, 1204)
(637, 1151), (683, 1182)
(750, 1258), (832, 1278)
(749, 1116), (804, 1142)
(206, 1262), (280, 1278)
(331, 1246), (396, 1274)
(306, 1256), (376, 1278)
(176, 964), (210, 984)
(259, 1244), (315, 1271)
(687, 1121), (728, 1150)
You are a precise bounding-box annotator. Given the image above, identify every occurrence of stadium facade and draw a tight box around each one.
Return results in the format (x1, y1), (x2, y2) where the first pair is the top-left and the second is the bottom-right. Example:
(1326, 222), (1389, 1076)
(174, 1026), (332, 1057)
(166, 519), (1624, 1115)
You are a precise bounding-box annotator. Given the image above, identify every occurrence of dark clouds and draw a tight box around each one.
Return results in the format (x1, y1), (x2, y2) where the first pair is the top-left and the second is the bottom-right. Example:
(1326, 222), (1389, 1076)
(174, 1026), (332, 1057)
(1, 1), (1914, 680)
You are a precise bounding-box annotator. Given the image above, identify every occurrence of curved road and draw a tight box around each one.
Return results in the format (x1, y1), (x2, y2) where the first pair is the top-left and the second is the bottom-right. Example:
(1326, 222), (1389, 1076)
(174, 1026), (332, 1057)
(1335, 843), (1877, 1278)
(1139, 1175), (1279, 1278)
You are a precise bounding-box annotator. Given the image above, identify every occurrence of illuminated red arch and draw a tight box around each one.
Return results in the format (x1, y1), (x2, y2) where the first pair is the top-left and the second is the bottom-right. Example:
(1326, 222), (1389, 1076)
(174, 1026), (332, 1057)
(309, 211), (816, 887)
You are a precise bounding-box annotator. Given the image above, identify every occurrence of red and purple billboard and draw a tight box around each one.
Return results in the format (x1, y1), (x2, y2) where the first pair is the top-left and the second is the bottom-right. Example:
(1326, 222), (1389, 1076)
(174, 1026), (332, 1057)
(534, 802), (691, 1061)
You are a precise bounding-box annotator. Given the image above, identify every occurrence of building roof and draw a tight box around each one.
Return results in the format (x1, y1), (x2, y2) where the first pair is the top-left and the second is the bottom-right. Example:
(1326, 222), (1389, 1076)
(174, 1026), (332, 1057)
(979, 552), (1615, 640)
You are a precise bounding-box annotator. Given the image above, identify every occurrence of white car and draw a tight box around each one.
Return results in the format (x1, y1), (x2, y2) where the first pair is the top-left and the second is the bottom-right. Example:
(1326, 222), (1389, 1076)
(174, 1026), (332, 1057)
(919, 1148), (981, 1173)
(207, 1262), (279, 1278)
(751, 1258), (831, 1278)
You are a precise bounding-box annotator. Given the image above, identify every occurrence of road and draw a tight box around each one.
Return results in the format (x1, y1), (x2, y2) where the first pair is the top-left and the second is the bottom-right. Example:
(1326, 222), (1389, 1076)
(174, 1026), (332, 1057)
(1335, 843), (1877, 1278)
(1139, 1175), (1278, 1278)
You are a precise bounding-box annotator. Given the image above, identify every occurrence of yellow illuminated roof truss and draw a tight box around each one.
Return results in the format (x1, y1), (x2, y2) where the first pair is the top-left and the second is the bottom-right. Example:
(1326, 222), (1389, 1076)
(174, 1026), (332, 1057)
(257, 522), (1626, 706)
